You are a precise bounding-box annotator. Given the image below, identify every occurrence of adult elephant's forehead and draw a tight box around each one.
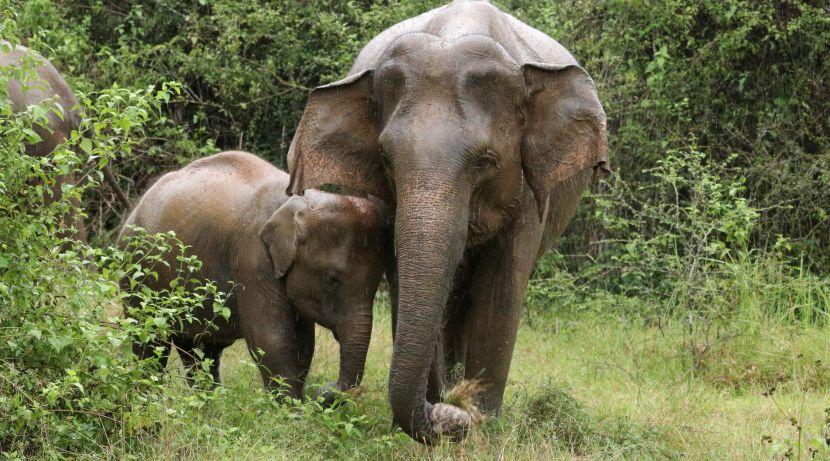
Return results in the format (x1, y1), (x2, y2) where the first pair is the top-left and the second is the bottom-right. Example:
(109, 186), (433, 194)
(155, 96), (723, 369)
(401, 0), (527, 51)
(378, 33), (519, 75)
(374, 37), (524, 111)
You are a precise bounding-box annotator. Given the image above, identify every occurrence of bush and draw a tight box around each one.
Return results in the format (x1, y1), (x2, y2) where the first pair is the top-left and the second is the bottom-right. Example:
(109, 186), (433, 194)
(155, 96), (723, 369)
(12, 0), (446, 237)
(0, 20), (223, 456)
(526, 140), (830, 322)
(596, 144), (758, 299)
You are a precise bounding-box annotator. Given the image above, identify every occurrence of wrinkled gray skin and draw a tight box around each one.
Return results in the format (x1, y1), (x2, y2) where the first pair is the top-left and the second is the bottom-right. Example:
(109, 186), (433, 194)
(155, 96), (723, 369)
(288, 0), (608, 442)
(1, 43), (129, 240)
(119, 151), (387, 402)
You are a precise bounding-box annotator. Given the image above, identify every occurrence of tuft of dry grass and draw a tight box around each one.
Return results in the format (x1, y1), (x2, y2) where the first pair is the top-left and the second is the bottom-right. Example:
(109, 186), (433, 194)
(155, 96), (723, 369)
(441, 379), (488, 427)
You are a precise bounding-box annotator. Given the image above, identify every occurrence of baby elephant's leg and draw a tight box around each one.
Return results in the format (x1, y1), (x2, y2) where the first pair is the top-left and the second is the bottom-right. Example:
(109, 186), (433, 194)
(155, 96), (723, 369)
(176, 338), (224, 387)
(240, 296), (315, 400)
(133, 340), (171, 375)
(205, 345), (223, 383)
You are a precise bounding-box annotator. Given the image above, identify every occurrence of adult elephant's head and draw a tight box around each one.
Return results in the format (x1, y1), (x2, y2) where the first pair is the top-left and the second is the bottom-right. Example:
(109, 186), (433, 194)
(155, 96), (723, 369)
(288, 34), (608, 442)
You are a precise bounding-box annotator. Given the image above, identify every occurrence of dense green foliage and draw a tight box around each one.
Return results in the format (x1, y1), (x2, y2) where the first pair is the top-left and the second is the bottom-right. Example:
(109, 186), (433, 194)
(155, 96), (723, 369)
(0, 7), (225, 456)
(14, 0), (447, 233)
(2, 0), (829, 458)
(522, 0), (830, 272)
(13, 0), (829, 268)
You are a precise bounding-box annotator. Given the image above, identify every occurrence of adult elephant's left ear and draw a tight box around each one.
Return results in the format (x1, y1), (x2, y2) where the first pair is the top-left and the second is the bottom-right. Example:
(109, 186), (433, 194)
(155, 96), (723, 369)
(287, 70), (390, 203)
(521, 63), (610, 221)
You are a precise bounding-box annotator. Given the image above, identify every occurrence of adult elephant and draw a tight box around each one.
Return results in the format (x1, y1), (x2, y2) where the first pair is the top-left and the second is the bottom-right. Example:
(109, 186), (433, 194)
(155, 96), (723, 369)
(288, 0), (608, 442)
(1, 43), (129, 240)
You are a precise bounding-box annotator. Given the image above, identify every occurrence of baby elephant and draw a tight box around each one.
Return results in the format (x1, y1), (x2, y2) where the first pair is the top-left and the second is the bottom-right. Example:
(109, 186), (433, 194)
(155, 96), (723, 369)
(119, 151), (387, 401)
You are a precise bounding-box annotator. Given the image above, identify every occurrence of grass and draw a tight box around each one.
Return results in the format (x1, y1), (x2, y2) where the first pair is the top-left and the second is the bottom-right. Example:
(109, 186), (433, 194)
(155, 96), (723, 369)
(94, 289), (830, 461)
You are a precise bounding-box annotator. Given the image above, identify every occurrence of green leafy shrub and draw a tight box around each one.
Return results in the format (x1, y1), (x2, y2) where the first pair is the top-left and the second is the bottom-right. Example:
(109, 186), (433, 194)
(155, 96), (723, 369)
(528, 146), (830, 323)
(527, 139), (829, 322)
(12, 0), (445, 238)
(0, 23), (224, 456)
(595, 145), (758, 299)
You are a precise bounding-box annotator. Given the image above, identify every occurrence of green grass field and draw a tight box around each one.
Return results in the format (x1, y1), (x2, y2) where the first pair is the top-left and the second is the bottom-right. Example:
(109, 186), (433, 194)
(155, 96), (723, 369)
(111, 295), (830, 461)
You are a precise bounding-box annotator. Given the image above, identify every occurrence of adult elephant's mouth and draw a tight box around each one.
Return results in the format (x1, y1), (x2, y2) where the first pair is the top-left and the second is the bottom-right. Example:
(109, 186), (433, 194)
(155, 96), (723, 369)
(466, 198), (519, 248)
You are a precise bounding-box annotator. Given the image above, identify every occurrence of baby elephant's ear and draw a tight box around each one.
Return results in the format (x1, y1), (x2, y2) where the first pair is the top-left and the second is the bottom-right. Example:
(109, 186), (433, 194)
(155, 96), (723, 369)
(260, 197), (306, 278)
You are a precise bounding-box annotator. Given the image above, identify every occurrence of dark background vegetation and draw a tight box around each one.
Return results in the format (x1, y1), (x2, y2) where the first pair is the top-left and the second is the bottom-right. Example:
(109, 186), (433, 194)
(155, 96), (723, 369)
(15, 0), (830, 270)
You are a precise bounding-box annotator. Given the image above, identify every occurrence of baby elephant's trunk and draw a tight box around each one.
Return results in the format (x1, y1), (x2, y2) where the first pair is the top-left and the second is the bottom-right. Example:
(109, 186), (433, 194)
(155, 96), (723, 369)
(335, 308), (374, 392)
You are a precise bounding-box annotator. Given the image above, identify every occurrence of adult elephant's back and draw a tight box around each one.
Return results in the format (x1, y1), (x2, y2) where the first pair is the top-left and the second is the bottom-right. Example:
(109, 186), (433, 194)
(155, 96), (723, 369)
(1, 43), (130, 239)
(1, 43), (82, 158)
(349, 0), (579, 75)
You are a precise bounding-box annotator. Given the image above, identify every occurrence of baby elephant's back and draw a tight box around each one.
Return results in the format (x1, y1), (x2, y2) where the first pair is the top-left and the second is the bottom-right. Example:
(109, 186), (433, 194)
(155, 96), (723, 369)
(120, 151), (287, 287)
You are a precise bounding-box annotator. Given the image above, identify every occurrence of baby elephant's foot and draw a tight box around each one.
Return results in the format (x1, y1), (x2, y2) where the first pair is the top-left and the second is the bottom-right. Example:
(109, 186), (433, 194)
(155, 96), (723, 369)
(314, 382), (360, 408)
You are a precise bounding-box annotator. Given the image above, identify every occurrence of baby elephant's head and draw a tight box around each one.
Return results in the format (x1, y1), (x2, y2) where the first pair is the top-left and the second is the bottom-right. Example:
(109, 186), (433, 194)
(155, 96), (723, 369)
(260, 190), (388, 341)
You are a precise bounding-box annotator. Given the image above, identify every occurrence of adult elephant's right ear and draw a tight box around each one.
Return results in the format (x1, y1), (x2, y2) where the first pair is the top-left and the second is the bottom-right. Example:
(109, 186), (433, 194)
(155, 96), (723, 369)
(287, 70), (390, 203)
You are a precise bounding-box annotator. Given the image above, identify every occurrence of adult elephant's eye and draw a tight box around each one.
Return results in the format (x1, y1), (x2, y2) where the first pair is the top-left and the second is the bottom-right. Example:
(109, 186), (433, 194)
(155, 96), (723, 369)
(473, 151), (497, 171)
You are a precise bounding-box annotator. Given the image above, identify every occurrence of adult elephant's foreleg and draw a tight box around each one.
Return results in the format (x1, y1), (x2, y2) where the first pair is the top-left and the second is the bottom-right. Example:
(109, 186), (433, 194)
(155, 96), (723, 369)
(462, 204), (544, 414)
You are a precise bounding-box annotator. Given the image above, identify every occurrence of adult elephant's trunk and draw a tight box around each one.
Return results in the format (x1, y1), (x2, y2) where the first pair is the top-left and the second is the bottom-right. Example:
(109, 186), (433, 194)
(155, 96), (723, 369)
(389, 174), (472, 442)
